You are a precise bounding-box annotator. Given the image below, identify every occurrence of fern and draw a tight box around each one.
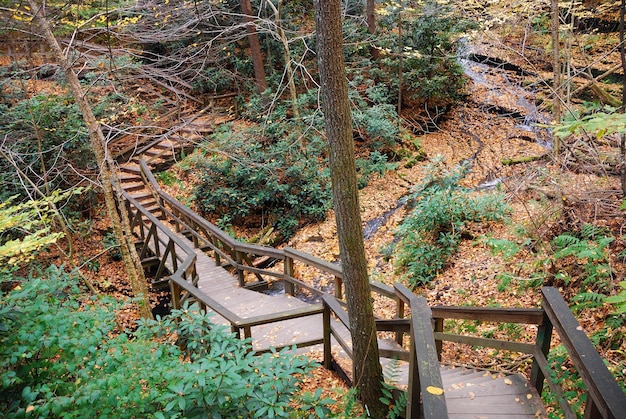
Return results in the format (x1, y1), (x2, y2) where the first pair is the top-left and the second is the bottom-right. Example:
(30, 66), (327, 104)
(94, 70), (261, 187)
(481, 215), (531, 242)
(580, 223), (609, 240)
(571, 292), (606, 312)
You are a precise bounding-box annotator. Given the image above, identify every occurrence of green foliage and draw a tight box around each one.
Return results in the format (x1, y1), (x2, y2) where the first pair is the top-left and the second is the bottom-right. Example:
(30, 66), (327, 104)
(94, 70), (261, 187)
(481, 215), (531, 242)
(292, 388), (335, 419)
(356, 151), (399, 189)
(550, 226), (614, 292)
(488, 224), (615, 302)
(542, 345), (588, 418)
(193, 123), (332, 239)
(485, 237), (531, 260)
(394, 159), (510, 287)
(0, 92), (92, 200)
(1, 270), (316, 418)
(606, 280), (626, 314)
(380, 359), (408, 418)
(0, 191), (79, 273)
(553, 107), (626, 139)
(375, 0), (476, 110)
(352, 104), (400, 150)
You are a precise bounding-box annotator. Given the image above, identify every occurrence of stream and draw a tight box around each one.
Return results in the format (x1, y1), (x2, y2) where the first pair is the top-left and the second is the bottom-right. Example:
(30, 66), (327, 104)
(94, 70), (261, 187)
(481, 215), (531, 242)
(361, 44), (553, 238)
(263, 44), (553, 298)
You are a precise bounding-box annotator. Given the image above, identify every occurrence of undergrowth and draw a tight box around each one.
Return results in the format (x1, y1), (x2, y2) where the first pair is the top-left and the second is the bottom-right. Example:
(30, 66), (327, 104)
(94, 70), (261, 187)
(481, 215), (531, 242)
(0, 269), (316, 418)
(393, 158), (510, 287)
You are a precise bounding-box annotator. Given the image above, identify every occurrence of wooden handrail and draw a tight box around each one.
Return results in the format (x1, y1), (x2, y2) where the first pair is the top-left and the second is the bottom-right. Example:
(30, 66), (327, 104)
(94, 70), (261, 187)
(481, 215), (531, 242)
(133, 161), (626, 419)
(431, 306), (545, 325)
(283, 247), (342, 277)
(139, 159), (403, 314)
(395, 283), (448, 419)
(541, 287), (626, 419)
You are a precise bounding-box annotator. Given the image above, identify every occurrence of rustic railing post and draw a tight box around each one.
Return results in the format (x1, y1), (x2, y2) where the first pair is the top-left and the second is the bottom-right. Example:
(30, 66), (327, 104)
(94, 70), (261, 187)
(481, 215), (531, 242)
(170, 242), (179, 273)
(406, 332), (421, 418)
(395, 298), (405, 345)
(170, 280), (181, 310)
(284, 254), (295, 296)
(530, 308), (553, 395)
(334, 275), (342, 300)
(212, 237), (222, 266)
(236, 250), (245, 287)
(434, 317), (444, 361)
(323, 300), (331, 369)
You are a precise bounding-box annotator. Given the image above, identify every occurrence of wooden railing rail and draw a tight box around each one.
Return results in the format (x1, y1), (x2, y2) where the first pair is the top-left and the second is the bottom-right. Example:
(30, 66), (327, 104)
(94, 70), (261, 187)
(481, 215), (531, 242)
(535, 287), (626, 419)
(123, 190), (324, 352)
(322, 284), (447, 419)
(429, 287), (626, 419)
(395, 283), (448, 419)
(170, 274), (324, 352)
(139, 160), (405, 329)
(133, 161), (625, 419)
(123, 193), (198, 290)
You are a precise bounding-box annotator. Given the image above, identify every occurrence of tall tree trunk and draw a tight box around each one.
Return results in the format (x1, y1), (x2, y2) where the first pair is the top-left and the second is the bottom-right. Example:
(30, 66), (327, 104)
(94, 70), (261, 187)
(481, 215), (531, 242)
(366, 0), (379, 60)
(551, 0), (562, 155)
(619, 0), (626, 195)
(28, 0), (153, 319)
(265, 0), (299, 119)
(241, 0), (268, 93)
(314, 1), (385, 417)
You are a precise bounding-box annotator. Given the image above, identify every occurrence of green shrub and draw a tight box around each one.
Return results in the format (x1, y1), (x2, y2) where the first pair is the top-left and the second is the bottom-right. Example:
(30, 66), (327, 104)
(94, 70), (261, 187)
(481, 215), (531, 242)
(0, 269), (315, 418)
(394, 159), (510, 287)
(375, 0), (476, 111)
(193, 123), (332, 239)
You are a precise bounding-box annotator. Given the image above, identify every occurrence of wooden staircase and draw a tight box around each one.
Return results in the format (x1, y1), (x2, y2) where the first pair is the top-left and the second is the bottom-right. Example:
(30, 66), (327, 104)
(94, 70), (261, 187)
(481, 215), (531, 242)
(112, 115), (626, 419)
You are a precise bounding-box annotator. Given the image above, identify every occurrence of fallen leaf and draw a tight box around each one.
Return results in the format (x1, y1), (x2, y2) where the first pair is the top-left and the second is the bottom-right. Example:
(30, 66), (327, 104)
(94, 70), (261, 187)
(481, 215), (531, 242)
(426, 386), (444, 395)
(504, 378), (513, 385)
(469, 391), (475, 400)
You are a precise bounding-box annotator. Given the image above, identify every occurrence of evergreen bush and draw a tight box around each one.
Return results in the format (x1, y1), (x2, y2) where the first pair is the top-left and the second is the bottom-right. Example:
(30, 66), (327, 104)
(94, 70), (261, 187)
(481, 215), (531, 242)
(0, 270), (315, 418)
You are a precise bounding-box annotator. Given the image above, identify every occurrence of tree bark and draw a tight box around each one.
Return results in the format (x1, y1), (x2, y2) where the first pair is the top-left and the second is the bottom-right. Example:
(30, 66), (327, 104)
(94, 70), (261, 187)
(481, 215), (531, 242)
(366, 0), (379, 60)
(551, 0), (562, 155)
(314, 1), (385, 417)
(240, 0), (268, 93)
(619, 0), (626, 195)
(28, 0), (153, 318)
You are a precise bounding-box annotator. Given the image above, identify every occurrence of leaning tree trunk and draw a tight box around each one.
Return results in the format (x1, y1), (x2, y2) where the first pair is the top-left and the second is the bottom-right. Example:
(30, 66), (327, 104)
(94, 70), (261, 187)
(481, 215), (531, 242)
(619, 0), (626, 195)
(241, 0), (268, 93)
(28, 0), (153, 319)
(314, 0), (386, 417)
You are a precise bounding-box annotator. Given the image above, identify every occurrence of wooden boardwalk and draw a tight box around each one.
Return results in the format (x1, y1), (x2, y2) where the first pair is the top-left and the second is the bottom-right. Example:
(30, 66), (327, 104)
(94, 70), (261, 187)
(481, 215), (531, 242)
(150, 227), (336, 351)
(115, 108), (626, 419)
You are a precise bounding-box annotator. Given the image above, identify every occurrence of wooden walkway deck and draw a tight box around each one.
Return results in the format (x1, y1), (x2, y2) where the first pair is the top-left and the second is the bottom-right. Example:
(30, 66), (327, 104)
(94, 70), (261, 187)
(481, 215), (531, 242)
(150, 227), (337, 351)
(150, 231), (546, 418)
(116, 109), (626, 419)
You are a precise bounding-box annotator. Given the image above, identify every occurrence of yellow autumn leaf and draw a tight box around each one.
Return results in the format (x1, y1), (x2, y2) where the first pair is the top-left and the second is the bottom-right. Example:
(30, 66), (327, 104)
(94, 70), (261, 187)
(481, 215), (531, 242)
(426, 386), (444, 395)
(504, 378), (513, 385)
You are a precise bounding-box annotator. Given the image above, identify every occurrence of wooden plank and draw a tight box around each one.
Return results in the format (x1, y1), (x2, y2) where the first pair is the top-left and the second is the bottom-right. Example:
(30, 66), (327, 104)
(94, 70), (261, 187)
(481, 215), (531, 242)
(394, 283), (448, 419)
(431, 306), (545, 325)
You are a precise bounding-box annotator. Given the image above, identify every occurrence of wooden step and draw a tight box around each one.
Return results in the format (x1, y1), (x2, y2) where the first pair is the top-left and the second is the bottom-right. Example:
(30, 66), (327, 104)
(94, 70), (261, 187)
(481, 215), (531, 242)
(441, 365), (546, 418)
(123, 183), (147, 193)
(119, 173), (142, 183)
(119, 165), (141, 174)
(129, 192), (155, 202)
